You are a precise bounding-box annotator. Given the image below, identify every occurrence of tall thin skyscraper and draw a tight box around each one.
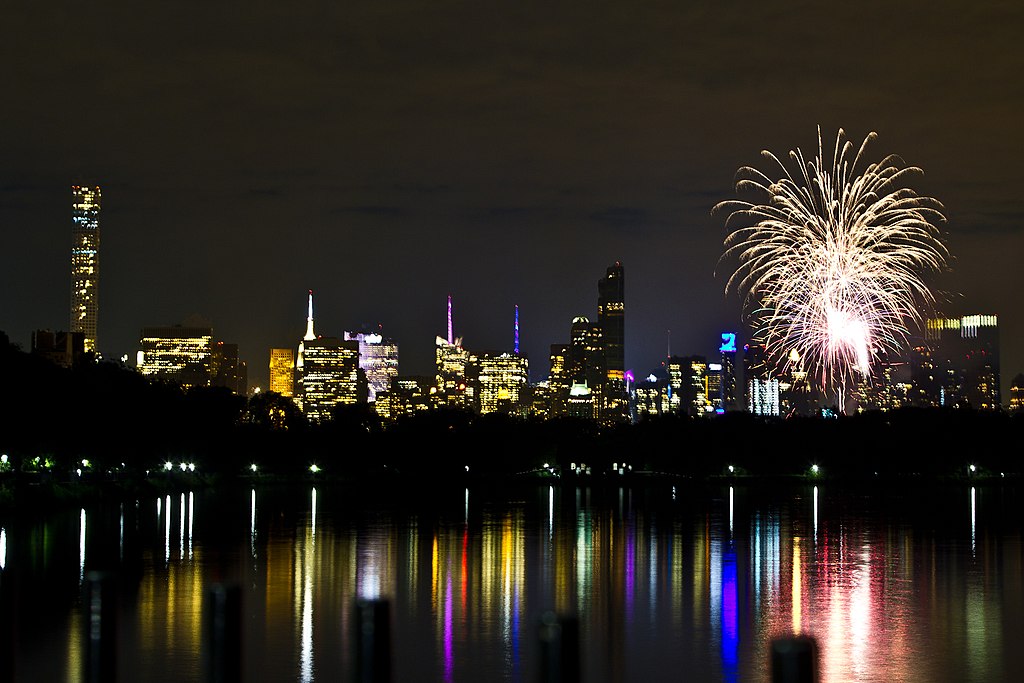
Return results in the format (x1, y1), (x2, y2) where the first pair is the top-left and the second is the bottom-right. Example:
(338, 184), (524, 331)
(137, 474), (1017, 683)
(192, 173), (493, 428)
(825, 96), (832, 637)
(70, 185), (101, 353)
(598, 261), (626, 422)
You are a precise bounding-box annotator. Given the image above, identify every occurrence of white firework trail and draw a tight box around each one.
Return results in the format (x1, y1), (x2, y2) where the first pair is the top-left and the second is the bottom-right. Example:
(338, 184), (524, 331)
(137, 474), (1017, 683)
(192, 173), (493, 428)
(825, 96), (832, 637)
(717, 127), (949, 402)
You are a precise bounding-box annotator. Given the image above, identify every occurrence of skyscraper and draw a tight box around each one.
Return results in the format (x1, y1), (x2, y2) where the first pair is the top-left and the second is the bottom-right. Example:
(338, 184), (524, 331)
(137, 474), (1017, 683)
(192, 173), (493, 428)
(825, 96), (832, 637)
(434, 295), (469, 409)
(925, 314), (1001, 409)
(294, 291), (363, 421)
(567, 316), (605, 421)
(718, 332), (738, 411)
(269, 348), (295, 397)
(70, 185), (101, 353)
(137, 325), (214, 389)
(344, 329), (399, 402)
(598, 261), (626, 422)
(466, 351), (529, 416)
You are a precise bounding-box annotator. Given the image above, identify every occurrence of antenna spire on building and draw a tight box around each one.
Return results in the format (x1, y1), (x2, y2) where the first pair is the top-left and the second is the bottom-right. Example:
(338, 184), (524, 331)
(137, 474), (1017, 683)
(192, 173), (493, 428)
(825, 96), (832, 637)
(514, 304), (520, 354)
(304, 290), (316, 341)
(447, 294), (454, 345)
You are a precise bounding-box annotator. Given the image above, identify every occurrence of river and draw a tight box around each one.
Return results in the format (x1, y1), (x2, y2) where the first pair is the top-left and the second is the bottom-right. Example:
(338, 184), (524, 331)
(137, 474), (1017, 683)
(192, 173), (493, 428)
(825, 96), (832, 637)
(1, 480), (1021, 682)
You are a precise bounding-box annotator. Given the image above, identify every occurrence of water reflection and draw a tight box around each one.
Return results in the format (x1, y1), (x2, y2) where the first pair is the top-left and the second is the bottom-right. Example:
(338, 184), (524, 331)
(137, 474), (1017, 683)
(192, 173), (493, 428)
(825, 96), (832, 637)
(8, 483), (1024, 682)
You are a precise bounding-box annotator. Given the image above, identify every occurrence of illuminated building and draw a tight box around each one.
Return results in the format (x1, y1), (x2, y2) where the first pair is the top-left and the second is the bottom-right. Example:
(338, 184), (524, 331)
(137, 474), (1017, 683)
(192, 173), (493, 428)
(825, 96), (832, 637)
(268, 348), (295, 397)
(707, 363), (723, 411)
(297, 338), (362, 422)
(598, 261), (627, 423)
(434, 296), (469, 409)
(547, 344), (569, 417)
(137, 325), (214, 389)
(294, 291), (363, 422)
(70, 185), (101, 353)
(748, 378), (780, 416)
(925, 314), (1001, 409)
(528, 382), (553, 419)
(344, 330), (399, 402)
(387, 376), (434, 419)
(719, 333), (738, 410)
(856, 353), (912, 411)
(634, 372), (671, 417)
(668, 355), (709, 415)
(31, 329), (84, 368)
(742, 343), (768, 412)
(567, 316), (605, 421)
(466, 351), (529, 416)
(1009, 374), (1024, 414)
(567, 381), (594, 419)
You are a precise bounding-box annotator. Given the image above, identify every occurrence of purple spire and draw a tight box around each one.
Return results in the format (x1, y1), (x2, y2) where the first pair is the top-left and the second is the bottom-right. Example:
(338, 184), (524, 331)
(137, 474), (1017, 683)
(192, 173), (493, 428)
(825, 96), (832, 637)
(447, 294), (453, 345)
(514, 304), (520, 354)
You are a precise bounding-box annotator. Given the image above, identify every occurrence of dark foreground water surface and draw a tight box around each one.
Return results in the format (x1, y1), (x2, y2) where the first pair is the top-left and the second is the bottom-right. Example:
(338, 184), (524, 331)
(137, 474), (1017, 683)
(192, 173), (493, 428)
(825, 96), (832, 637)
(1, 480), (1022, 682)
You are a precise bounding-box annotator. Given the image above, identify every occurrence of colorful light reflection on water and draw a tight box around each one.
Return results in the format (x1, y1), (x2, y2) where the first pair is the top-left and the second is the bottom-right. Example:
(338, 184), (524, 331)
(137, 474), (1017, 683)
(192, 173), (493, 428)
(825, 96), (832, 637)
(1, 483), (1022, 682)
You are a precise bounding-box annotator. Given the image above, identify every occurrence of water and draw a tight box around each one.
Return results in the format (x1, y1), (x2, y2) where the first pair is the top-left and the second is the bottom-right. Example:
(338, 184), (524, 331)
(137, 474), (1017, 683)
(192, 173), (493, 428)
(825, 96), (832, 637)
(2, 481), (1022, 682)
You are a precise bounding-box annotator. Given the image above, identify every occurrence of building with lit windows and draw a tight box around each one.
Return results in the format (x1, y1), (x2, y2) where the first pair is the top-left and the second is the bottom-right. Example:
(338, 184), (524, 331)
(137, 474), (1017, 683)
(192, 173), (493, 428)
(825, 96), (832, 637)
(718, 332), (738, 410)
(137, 325), (214, 389)
(634, 372), (671, 417)
(598, 261), (627, 423)
(547, 344), (569, 417)
(1009, 374), (1024, 414)
(386, 376), (434, 419)
(297, 338), (361, 422)
(294, 291), (363, 422)
(433, 295), (469, 409)
(268, 348), (295, 397)
(566, 316), (605, 421)
(528, 382), (554, 419)
(70, 185), (101, 353)
(344, 330), (398, 402)
(925, 314), (1001, 409)
(467, 351), (529, 416)
(668, 355), (710, 415)
(742, 343), (767, 412)
(567, 382), (594, 419)
(856, 353), (912, 411)
(707, 363), (723, 411)
(748, 378), (780, 416)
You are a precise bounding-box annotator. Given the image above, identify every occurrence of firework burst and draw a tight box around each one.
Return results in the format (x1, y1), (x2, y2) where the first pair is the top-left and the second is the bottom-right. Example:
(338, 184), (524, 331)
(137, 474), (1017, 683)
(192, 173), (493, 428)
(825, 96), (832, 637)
(717, 127), (949, 401)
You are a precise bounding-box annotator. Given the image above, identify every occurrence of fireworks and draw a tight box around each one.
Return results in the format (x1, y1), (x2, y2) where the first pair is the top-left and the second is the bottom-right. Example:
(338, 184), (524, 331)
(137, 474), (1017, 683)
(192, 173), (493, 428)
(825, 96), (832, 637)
(717, 127), (949, 399)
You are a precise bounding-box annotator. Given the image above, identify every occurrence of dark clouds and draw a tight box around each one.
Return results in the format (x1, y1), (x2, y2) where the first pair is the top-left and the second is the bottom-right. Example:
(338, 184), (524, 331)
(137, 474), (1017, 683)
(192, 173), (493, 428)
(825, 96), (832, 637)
(2, 0), (1022, 390)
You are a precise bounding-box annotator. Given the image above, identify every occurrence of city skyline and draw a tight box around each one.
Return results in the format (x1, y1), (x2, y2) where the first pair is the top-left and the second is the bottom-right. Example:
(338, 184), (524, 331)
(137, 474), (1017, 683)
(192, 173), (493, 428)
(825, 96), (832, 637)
(2, 1), (1022, 391)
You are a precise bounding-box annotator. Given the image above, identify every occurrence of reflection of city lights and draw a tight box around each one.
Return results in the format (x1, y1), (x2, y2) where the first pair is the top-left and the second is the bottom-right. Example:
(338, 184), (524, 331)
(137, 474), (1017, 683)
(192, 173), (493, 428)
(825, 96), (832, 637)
(813, 486), (819, 543)
(970, 486), (977, 556)
(792, 537), (801, 634)
(1, 526), (7, 570)
(79, 508), (86, 583)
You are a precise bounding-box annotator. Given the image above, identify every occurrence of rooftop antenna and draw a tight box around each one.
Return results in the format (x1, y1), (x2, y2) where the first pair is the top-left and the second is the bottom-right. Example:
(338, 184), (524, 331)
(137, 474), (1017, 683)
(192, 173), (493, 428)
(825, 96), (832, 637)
(304, 290), (316, 341)
(667, 329), (671, 359)
(447, 294), (454, 345)
(514, 304), (520, 354)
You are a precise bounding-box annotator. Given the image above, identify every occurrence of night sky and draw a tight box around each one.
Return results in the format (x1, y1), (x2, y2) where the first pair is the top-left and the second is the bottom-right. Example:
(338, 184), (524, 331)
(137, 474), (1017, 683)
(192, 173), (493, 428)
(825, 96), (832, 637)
(3, 1), (1022, 392)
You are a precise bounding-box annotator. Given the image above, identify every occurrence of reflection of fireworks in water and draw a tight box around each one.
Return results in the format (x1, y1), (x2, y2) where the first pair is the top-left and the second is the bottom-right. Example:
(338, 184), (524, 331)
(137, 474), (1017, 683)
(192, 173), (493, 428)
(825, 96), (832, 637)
(717, 127), (949, 401)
